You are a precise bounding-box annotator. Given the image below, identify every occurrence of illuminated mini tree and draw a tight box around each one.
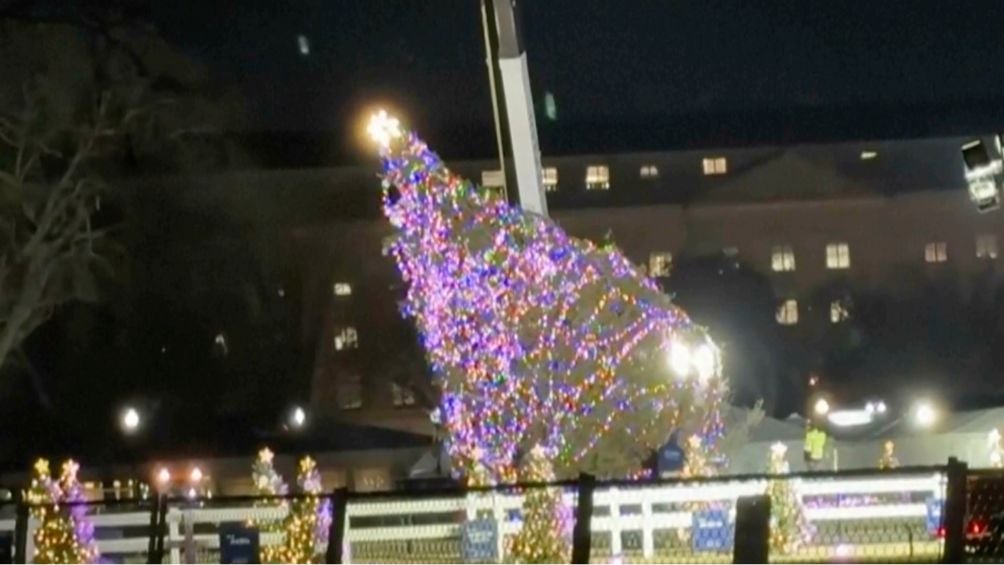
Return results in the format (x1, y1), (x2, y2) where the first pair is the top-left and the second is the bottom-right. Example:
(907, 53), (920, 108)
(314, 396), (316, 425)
(508, 445), (571, 563)
(250, 447), (287, 562)
(878, 440), (900, 470)
(766, 443), (810, 554)
(274, 456), (323, 563)
(27, 459), (99, 564)
(370, 111), (727, 481)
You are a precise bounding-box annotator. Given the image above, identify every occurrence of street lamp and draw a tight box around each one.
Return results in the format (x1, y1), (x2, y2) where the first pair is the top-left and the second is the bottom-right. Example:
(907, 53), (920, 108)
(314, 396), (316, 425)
(668, 340), (692, 378)
(289, 406), (307, 430)
(913, 399), (939, 429)
(156, 467), (171, 488)
(120, 407), (141, 434)
(813, 398), (831, 417)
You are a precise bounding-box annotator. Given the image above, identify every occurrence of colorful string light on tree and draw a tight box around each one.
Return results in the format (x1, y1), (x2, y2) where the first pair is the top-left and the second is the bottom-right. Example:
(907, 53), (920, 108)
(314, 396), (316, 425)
(370, 111), (728, 481)
(250, 447), (287, 562)
(27, 459), (99, 564)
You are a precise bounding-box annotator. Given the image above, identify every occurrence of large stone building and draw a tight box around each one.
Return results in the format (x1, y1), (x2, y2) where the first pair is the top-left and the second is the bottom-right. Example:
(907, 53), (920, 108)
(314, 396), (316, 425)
(278, 135), (1003, 438)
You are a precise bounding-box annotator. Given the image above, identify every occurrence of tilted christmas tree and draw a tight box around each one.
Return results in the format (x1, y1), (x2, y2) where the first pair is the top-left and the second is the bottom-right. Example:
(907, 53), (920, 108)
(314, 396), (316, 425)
(274, 456), (324, 563)
(508, 445), (571, 563)
(370, 111), (727, 481)
(27, 459), (99, 564)
(250, 447), (288, 562)
(766, 443), (811, 554)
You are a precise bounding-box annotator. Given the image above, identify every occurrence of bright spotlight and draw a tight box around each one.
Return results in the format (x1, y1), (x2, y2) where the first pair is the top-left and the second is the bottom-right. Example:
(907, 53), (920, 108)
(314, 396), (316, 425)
(668, 340), (691, 378)
(189, 467), (203, 484)
(156, 467), (171, 486)
(121, 407), (141, 433)
(290, 406), (307, 429)
(828, 409), (873, 427)
(876, 401), (887, 414)
(692, 343), (716, 382)
(913, 400), (938, 429)
(813, 398), (831, 417)
(367, 110), (402, 147)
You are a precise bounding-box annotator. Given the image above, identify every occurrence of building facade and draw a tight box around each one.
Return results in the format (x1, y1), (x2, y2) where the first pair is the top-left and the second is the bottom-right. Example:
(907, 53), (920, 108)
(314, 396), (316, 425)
(282, 135), (1003, 436)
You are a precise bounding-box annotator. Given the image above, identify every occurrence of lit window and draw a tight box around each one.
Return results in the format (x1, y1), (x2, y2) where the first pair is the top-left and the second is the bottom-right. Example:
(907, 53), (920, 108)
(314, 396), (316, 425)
(297, 35), (310, 56)
(337, 374), (362, 410)
(333, 327), (358, 351)
(391, 382), (416, 407)
(776, 300), (798, 325)
(825, 243), (851, 269)
(649, 252), (673, 278)
(924, 242), (948, 263)
(333, 282), (352, 296)
(481, 170), (504, 190)
(830, 300), (850, 324)
(640, 165), (659, 179)
(702, 157), (727, 175)
(542, 167), (559, 192)
(723, 246), (739, 258)
(977, 234), (999, 259)
(771, 245), (796, 272)
(213, 333), (228, 356)
(585, 165), (610, 191)
(860, 150), (878, 160)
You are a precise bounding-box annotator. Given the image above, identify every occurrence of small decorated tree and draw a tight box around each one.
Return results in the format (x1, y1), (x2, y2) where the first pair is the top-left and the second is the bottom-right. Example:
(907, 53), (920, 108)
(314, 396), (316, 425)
(27, 459), (99, 564)
(766, 443), (810, 555)
(878, 440), (900, 470)
(250, 448), (287, 562)
(508, 445), (571, 564)
(274, 456), (323, 563)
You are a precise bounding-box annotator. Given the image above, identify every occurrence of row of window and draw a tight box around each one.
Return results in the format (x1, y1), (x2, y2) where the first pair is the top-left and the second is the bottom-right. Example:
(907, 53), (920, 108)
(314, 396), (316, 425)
(771, 243), (851, 271)
(480, 157), (729, 194)
(922, 236), (999, 263)
(479, 151), (887, 194)
(642, 236), (999, 281)
(336, 376), (416, 410)
(769, 237), (999, 272)
(776, 299), (850, 326)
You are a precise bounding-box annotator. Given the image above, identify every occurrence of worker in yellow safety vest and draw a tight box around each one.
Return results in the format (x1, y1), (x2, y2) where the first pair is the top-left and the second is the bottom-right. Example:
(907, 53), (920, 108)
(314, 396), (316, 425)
(803, 424), (827, 471)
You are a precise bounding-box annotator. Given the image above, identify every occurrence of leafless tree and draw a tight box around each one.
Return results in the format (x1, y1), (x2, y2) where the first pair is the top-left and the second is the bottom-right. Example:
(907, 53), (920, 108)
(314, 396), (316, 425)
(0, 16), (236, 383)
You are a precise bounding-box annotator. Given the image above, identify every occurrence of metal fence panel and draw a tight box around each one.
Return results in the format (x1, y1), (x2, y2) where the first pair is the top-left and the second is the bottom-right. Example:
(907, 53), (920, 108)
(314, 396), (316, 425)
(965, 470), (1004, 563)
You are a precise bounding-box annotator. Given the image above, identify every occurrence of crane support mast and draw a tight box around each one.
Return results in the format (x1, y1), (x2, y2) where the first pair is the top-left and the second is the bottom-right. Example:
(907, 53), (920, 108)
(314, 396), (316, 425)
(484, 0), (548, 217)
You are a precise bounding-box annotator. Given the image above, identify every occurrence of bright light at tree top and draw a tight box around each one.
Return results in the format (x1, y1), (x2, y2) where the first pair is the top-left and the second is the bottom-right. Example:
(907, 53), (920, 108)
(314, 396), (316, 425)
(367, 110), (402, 148)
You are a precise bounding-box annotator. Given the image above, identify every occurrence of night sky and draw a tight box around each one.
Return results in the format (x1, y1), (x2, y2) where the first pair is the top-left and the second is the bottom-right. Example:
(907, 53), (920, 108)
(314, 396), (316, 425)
(152, 0), (1004, 155)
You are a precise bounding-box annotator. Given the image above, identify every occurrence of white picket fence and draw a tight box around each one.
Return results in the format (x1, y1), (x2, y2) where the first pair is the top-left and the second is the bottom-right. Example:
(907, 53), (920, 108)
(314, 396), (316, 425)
(0, 505), (310, 563)
(0, 472), (947, 563)
(341, 472), (947, 562)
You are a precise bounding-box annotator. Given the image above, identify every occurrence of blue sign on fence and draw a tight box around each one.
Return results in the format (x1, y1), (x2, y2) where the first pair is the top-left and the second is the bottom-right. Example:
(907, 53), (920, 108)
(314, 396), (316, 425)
(219, 524), (260, 564)
(461, 518), (498, 562)
(926, 497), (944, 535)
(657, 436), (685, 476)
(692, 508), (733, 552)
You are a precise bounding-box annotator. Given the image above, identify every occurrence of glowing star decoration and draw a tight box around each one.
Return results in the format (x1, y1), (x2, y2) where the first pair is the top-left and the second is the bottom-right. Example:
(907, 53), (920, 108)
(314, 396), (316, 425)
(367, 110), (402, 148)
(375, 116), (727, 481)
